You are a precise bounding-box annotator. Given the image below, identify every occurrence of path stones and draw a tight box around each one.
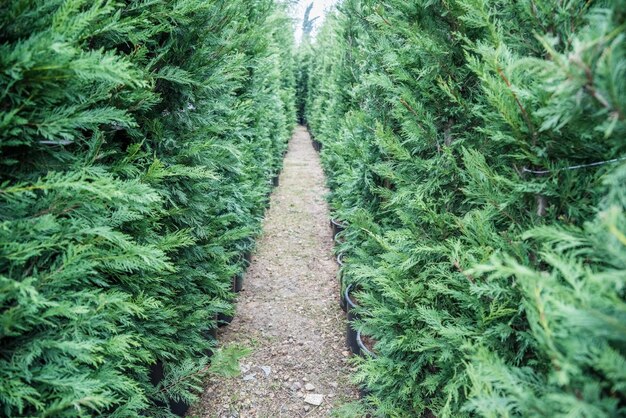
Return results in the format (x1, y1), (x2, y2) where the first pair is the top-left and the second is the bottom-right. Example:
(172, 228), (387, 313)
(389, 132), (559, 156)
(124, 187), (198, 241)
(304, 383), (315, 391)
(260, 366), (271, 377)
(304, 394), (324, 406)
(290, 381), (302, 391)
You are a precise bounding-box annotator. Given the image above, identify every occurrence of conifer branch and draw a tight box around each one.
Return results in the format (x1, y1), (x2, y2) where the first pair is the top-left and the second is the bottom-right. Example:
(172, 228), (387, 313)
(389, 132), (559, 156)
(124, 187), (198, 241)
(496, 67), (537, 142)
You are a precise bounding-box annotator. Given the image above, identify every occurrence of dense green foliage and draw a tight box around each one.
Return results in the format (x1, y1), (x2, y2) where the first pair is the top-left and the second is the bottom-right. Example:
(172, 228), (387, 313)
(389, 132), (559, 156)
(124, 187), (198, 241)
(303, 1), (626, 417)
(0, 1), (294, 416)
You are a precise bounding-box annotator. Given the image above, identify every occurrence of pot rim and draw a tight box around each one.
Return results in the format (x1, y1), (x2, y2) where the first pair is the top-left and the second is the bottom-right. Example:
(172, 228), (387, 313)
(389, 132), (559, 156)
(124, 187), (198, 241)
(334, 233), (346, 245)
(345, 283), (358, 310)
(330, 218), (347, 228)
(233, 273), (244, 292)
(356, 330), (378, 358)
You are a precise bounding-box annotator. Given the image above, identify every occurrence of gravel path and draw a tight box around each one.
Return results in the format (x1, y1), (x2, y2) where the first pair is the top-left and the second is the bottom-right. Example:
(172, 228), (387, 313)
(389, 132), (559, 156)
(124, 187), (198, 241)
(190, 126), (357, 417)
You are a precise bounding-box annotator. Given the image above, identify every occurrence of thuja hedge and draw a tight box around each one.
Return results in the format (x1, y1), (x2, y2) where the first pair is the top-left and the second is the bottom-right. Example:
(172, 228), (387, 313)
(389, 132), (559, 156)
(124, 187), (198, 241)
(303, 1), (625, 417)
(0, 1), (294, 416)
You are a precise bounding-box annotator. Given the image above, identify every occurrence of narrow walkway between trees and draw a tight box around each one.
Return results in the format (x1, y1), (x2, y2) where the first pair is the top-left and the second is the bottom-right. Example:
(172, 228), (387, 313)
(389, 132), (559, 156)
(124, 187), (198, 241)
(191, 126), (357, 417)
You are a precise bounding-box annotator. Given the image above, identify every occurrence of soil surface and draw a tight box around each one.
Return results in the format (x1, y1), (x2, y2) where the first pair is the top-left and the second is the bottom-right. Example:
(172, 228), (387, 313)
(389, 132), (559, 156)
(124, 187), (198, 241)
(190, 126), (357, 417)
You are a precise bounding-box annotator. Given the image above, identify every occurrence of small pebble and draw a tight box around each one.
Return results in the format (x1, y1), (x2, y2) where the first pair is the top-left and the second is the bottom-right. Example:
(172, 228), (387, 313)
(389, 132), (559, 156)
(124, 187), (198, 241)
(304, 394), (324, 406)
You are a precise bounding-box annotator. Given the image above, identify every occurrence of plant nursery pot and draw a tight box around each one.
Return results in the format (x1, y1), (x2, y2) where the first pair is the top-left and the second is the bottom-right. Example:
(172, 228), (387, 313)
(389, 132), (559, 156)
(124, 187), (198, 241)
(148, 361), (190, 416)
(356, 330), (378, 358)
(340, 287), (347, 312)
(330, 218), (346, 238)
(202, 329), (217, 357)
(356, 331), (377, 399)
(339, 275), (347, 312)
(345, 284), (360, 355)
(337, 253), (347, 312)
(205, 315), (218, 339)
(233, 273), (244, 293)
(272, 175), (279, 187)
(169, 399), (191, 417)
(243, 251), (252, 266)
(334, 232), (346, 245)
(206, 326), (217, 339)
(149, 360), (165, 386)
(217, 312), (234, 327)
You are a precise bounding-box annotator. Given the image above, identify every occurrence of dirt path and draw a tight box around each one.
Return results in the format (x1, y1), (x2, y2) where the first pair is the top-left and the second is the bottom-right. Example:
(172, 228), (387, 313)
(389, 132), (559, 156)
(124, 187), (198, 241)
(190, 126), (357, 417)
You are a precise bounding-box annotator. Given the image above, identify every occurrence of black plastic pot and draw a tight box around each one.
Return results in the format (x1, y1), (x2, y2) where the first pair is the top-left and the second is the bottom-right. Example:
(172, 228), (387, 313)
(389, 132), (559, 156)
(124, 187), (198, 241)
(356, 332), (377, 399)
(205, 315), (218, 339)
(345, 284), (360, 355)
(233, 273), (244, 293)
(356, 330), (377, 358)
(202, 321), (217, 357)
(243, 251), (252, 266)
(337, 253), (347, 312)
(339, 275), (347, 312)
(359, 386), (371, 399)
(330, 218), (346, 238)
(148, 361), (191, 416)
(272, 175), (279, 187)
(207, 327), (217, 340)
(217, 312), (234, 327)
(147, 361), (168, 412)
(149, 360), (165, 386)
(169, 399), (191, 417)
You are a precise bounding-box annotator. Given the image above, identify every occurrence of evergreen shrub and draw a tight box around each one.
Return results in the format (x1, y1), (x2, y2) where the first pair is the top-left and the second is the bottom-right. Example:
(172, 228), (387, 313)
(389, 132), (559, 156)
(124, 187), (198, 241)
(302, 0), (625, 416)
(0, 1), (295, 416)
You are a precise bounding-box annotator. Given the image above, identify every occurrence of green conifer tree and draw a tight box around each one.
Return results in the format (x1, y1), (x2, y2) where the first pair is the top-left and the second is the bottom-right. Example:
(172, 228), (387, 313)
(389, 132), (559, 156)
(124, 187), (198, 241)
(0, 1), (295, 416)
(302, 0), (625, 416)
